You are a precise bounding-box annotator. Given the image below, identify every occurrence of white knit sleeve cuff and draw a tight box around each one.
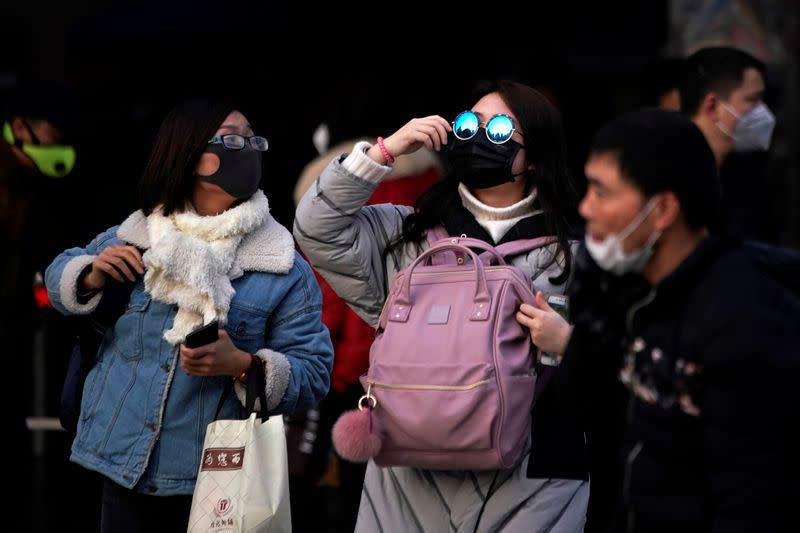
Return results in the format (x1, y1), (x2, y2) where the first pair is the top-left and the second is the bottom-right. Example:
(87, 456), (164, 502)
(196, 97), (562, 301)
(233, 348), (291, 412)
(60, 255), (102, 315)
(341, 141), (394, 183)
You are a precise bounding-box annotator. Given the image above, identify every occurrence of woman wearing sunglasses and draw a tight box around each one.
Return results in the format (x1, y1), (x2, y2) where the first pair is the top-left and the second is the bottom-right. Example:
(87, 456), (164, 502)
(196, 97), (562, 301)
(295, 80), (607, 531)
(45, 99), (333, 532)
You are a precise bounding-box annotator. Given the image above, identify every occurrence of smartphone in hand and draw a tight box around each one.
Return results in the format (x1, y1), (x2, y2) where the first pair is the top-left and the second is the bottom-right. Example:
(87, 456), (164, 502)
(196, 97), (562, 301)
(184, 320), (219, 348)
(538, 295), (569, 367)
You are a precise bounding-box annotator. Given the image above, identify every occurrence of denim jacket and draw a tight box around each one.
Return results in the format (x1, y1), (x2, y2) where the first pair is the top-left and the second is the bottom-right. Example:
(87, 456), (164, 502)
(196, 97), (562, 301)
(45, 209), (333, 495)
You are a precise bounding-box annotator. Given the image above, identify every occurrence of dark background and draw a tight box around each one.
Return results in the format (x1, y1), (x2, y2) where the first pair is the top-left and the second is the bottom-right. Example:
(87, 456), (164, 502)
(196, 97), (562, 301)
(4, 1), (797, 242)
(2, 1), (679, 233)
(1, 1), (797, 530)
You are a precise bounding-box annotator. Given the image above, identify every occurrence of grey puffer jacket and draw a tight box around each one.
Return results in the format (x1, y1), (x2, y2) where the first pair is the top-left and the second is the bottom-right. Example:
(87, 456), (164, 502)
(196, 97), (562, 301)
(294, 143), (594, 533)
(293, 144), (569, 327)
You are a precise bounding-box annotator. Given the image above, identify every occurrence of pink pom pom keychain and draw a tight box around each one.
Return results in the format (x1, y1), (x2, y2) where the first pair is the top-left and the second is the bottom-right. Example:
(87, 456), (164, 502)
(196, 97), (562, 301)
(332, 385), (382, 463)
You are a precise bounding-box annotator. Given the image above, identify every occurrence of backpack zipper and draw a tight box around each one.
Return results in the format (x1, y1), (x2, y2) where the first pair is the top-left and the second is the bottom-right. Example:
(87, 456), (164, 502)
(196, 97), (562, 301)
(407, 268), (535, 298)
(365, 379), (492, 391)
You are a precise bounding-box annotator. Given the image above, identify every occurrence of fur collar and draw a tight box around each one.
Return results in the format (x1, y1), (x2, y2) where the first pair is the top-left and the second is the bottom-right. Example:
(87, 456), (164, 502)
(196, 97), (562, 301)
(117, 200), (295, 276)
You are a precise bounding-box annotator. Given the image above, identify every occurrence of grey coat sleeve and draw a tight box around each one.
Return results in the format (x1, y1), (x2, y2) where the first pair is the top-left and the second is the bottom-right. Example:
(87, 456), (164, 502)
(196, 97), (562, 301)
(293, 151), (413, 327)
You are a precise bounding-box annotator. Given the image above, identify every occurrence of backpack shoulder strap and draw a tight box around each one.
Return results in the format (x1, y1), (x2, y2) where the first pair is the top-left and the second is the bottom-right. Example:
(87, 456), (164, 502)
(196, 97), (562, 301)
(425, 225), (450, 247)
(425, 230), (558, 266)
(493, 236), (558, 258)
(425, 225), (455, 266)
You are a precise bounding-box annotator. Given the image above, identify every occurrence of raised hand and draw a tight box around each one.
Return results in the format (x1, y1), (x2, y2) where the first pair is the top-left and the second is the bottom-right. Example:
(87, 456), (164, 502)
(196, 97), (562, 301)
(367, 115), (452, 164)
(82, 245), (145, 290)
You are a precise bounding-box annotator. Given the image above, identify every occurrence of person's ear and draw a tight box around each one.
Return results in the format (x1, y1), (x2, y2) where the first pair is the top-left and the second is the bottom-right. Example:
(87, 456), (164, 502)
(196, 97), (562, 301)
(700, 93), (721, 121)
(652, 191), (681, 231)
(11, 117), (29, 143)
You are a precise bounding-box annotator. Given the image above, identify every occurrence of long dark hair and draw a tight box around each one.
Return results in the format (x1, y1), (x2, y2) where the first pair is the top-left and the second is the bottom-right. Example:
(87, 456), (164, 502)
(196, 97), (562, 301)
(400, 80), (577, 284)
(138, 98), (236, 216)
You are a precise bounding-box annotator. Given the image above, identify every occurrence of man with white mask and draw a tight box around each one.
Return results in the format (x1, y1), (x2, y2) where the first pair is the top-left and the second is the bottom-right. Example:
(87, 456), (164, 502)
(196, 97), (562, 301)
(681, 46), (774, 165)
(680, 46), (780, 242)
(546, 109), (798, 533)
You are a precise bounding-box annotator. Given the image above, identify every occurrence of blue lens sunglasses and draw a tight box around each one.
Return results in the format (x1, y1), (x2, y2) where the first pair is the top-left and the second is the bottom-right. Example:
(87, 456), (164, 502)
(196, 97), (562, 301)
(452, 111), (519, 145)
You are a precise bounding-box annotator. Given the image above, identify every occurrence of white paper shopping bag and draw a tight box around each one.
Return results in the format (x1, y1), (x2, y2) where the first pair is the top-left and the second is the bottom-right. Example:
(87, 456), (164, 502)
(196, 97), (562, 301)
(187, 413), (291, 533)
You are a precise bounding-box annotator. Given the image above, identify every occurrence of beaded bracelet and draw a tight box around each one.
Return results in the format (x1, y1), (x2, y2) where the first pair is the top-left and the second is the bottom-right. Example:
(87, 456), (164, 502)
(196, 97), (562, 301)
(376, 136), (395, 165)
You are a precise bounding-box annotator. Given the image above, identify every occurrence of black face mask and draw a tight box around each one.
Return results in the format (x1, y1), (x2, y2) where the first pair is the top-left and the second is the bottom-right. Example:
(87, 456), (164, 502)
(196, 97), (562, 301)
(446, 131), (524, 189)
(200, 144), (262, 199)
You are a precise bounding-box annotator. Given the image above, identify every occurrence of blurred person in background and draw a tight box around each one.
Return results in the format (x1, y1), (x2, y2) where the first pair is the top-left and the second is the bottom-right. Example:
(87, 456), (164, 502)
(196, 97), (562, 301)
(0, 78), (79, 486)
(640, 57), (686, 111)
(680, 46), (779, 242)
(288, 137), (441, 532)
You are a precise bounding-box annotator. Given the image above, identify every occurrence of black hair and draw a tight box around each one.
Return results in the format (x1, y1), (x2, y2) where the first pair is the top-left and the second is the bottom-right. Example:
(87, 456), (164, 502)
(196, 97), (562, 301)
(3, 79), (76, 138)
(400, 80), (577, 284)
(680, 47), (765, 116)
(138, 98), (236, 216)
(641, 57), (686, 106)
(590, 108), (720, 229)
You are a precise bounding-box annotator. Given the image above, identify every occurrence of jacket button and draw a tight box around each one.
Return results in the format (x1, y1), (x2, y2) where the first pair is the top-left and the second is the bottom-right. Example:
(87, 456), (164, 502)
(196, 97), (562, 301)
(160, 363), (170, 372)
(145, 423), (156, 431)
(236, 322), (247, 336)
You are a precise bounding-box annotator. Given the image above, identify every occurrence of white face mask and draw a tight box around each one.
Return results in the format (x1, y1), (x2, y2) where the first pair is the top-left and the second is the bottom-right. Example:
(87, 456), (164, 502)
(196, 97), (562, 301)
(718, 102), (776, 152)
(584, 198), (662, 275)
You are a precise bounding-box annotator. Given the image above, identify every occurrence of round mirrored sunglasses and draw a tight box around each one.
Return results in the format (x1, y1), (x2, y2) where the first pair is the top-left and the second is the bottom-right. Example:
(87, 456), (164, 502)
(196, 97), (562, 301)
(452, 111), (517, 145)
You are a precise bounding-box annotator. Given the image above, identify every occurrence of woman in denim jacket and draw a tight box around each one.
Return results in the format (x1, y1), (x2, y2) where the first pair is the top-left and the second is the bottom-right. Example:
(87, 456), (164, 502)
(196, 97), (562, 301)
(46, 99), (333, 533)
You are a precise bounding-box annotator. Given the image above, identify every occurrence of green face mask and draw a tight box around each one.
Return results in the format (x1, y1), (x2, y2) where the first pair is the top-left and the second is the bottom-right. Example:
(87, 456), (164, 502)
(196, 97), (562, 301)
(3, 121), (76, 177)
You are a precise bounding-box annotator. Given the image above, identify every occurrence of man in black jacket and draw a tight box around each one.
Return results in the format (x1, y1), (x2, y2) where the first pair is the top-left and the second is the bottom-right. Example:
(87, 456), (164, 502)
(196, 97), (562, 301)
(680, 46), (778, 242)
(566, 108), (799, 532)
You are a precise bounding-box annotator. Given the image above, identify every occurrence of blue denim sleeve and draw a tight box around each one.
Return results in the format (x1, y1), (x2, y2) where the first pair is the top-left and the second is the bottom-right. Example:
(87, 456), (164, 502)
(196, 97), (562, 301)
(44, 226), (123, 316)
(262, 252), (333, 413)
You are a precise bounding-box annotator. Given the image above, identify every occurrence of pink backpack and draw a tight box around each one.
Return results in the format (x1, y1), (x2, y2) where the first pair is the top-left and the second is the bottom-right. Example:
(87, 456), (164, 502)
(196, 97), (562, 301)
(347, 232), (556, 470)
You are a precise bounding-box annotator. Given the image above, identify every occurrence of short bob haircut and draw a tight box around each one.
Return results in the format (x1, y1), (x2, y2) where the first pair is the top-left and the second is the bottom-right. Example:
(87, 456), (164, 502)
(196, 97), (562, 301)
(138, 98), (236, 216)
(590, 108), (720, 230)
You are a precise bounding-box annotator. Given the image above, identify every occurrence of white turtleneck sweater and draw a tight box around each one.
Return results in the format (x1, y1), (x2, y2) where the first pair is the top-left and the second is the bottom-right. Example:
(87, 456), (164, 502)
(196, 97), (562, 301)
(458, 183), (543, 243)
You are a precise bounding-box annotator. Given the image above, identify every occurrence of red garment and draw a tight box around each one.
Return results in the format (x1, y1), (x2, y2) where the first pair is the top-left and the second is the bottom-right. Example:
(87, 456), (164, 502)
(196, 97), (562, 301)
(315, 272), (375, 393)
(366, 167), (440, 207)
(321, 166), (440, 393)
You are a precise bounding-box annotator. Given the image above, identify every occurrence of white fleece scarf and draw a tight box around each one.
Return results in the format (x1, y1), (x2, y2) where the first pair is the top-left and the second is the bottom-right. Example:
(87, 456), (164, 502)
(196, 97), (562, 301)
(143, 191), (270, 345)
